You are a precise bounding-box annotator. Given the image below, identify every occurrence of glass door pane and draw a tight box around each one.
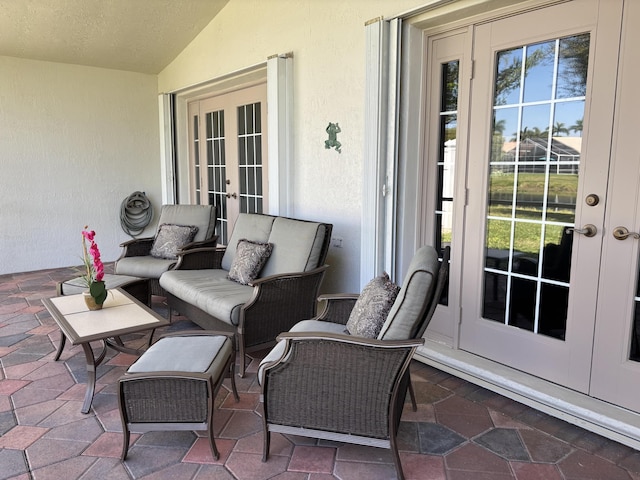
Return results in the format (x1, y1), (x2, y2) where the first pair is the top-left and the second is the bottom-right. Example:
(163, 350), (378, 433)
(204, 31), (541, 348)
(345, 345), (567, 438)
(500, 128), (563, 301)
(630, 265), (640, 362)
(193, 113), (201, 204)
(237, 102), (264, 214)
(206, 110), (229, 243)
(435, 60), (459, 305)
(482, 35), (588, 340)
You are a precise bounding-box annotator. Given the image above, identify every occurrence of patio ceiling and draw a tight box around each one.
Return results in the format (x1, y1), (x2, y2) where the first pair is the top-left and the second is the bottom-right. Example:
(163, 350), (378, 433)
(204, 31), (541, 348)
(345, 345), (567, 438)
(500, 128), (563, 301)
(0, 0), (229, 74)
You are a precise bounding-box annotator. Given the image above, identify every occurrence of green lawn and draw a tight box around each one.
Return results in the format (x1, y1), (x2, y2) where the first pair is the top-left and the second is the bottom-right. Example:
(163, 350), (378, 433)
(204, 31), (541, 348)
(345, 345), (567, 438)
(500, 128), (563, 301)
(489, 172), (577, 196)
(486, 173), (576, 254)
(486, 206), (570, 254)
(439, 173), (576, 255)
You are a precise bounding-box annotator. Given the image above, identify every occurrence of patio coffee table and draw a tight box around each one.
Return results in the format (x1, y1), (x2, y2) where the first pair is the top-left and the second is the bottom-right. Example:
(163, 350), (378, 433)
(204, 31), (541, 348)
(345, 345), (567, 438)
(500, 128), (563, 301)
(57, 273), (150, 306)
(42, 288), (169, 414)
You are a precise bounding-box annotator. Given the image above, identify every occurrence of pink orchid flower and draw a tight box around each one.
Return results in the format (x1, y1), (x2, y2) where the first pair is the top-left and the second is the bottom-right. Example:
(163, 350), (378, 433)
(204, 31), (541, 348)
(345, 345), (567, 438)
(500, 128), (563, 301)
(82, 226), (105, 286)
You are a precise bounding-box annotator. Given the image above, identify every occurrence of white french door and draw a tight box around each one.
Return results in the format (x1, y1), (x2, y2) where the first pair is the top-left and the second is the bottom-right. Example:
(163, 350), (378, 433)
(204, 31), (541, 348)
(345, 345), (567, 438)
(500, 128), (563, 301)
(588, 0), (640, 410)
(188, 83), (268, 244)
(437, 0), (640, 412)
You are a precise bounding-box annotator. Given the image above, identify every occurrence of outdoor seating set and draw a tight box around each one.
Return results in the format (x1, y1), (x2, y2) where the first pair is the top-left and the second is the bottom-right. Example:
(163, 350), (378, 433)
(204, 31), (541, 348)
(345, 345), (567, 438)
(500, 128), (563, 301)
(47, 204), (449, 480)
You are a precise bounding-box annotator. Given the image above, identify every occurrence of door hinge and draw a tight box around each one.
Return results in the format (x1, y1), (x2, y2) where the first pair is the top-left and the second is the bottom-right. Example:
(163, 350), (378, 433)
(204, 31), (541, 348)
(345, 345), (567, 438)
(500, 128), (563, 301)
(470, 60), (475, 80)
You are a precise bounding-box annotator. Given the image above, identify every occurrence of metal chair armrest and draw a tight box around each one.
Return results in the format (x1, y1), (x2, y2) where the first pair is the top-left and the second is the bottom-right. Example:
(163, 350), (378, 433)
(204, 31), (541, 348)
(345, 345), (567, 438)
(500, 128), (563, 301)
(117, 237), (154, 259)
(173, 247), (226, 270)
(315, 294), (360, 325)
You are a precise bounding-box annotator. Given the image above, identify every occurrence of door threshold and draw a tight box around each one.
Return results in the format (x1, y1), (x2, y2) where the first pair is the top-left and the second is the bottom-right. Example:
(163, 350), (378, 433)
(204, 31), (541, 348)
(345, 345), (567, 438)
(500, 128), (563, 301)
(416, 340), (640, 450)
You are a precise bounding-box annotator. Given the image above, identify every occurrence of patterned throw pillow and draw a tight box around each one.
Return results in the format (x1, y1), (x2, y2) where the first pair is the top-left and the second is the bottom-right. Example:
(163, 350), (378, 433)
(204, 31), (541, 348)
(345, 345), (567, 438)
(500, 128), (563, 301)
(345, 272), (400, 338)
(228, 239), (274, 285)
(150, 224), (199, 260)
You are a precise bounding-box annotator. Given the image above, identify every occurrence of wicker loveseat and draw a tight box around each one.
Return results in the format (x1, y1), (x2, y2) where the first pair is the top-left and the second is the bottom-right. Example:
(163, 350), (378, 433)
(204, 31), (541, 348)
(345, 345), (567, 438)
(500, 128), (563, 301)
(258, 245), (449, 480)
(159, 213), (332, 376)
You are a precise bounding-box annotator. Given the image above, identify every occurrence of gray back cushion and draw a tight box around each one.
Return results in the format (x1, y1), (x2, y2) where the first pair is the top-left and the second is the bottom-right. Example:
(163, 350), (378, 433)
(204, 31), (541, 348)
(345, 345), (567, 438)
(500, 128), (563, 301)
(378, 246), (440, 341)
(260, 217), (327, 277)
(221, 214), (276, 271)
(157, 204), (216, 243)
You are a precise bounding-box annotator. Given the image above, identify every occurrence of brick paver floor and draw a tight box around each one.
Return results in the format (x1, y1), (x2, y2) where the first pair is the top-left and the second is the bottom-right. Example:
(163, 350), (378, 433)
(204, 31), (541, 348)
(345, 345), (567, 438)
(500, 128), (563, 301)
(2, 264), (640, 479)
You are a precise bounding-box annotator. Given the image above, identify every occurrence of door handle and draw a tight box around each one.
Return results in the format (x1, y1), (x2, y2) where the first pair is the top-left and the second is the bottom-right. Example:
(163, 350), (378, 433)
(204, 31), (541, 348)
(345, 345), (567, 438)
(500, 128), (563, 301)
(225, 192), (237, 199)
(612, 226), (640, 240)
(567, 224), (597, 237)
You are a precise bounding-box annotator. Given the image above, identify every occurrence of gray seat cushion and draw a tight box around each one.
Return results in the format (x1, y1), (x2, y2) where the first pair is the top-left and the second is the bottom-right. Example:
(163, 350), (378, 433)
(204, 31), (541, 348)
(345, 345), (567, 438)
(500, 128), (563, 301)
(128, 335), (231, 375)
(115, 256), (177, 279)
(160, 269), (253, 326)
(378, 245), (440, 341)
(60, 273), (142, 295)
(257, 319), (347, 385)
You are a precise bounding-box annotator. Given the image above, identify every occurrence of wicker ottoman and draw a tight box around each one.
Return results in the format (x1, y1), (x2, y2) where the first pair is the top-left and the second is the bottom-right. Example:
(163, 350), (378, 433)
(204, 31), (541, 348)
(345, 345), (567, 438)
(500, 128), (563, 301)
(118, 332), (238, 461)
(58, 273), (150, 306)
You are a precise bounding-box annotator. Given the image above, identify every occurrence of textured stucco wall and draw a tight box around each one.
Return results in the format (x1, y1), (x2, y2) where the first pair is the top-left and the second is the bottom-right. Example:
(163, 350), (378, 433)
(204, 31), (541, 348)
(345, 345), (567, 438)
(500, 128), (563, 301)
(158, 0), (420, 292)
(0, 0), (424, 287)
(0, 56), (161, 274)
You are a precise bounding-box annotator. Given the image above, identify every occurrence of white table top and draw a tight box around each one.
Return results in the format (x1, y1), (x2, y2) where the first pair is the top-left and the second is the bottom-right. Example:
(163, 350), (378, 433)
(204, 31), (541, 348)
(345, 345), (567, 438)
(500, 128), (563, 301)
(43, 288), (169, 344)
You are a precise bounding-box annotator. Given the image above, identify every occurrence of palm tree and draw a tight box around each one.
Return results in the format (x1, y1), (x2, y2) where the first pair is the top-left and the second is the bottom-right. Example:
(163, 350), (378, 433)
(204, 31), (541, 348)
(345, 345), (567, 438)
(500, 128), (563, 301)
(512, 126), (544, 141)
(553, 121), (570, 136)
(570, 118), (583, 134)
(491, 119), (508, 162)
(494, 119), (506, 135)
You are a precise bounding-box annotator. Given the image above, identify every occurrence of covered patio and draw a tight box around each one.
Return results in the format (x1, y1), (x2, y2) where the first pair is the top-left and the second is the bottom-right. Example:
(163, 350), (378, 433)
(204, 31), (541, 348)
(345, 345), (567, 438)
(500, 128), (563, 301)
(1, 265), (639, 479)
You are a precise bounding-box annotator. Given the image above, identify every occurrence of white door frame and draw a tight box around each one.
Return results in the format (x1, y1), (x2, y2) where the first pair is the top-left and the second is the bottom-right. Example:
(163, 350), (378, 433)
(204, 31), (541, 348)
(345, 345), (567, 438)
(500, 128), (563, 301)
(159, 54), (294, 215)
(362, 17), (402, 287)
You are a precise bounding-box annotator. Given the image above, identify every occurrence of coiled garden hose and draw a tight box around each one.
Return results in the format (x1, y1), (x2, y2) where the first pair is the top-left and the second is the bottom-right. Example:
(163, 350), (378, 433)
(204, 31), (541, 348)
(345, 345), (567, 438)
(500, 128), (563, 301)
(120, 191), (153, 237)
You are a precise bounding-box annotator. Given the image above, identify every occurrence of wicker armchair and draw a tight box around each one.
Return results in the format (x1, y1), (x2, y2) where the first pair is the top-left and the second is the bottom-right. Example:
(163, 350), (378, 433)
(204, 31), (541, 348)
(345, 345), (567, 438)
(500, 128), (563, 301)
(115, 204), (218, 296)
(260, 246), (450, 480)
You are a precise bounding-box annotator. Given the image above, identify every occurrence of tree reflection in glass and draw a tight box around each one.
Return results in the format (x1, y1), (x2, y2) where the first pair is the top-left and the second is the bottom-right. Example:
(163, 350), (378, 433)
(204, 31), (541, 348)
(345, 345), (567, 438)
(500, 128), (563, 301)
(483, 33), (590, 340)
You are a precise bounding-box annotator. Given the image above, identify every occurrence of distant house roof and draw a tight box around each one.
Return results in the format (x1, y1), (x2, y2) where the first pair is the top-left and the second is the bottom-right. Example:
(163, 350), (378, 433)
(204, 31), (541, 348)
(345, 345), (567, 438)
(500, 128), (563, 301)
(501, 136), (581, 162)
